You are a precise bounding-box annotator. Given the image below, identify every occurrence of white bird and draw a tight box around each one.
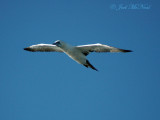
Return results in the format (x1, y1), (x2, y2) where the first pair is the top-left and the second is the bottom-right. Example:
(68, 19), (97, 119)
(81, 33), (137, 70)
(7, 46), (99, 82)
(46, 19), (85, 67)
(24, 40), (132, 71)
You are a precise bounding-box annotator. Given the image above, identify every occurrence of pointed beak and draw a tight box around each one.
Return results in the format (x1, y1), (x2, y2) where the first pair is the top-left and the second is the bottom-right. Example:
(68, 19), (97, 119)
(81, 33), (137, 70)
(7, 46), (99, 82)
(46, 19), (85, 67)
(52, 42), (56, 45)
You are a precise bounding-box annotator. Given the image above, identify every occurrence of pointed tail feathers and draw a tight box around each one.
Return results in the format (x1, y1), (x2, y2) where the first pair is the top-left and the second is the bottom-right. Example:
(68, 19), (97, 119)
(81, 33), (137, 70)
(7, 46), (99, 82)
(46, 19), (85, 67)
(84, 60), (98, 71)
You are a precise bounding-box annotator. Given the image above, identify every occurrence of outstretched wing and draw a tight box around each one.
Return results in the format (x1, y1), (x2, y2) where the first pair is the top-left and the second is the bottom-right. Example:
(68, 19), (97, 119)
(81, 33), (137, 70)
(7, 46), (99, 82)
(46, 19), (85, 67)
(24, 44), (63, 52)
(76, 43), (132, 56)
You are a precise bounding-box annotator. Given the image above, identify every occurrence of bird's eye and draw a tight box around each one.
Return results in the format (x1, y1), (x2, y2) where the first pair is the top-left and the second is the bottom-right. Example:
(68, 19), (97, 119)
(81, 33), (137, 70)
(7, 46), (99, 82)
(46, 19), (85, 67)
(56, 41), (60, 44)
(53, 40), (62, 47)
(55, 41), (61, 47)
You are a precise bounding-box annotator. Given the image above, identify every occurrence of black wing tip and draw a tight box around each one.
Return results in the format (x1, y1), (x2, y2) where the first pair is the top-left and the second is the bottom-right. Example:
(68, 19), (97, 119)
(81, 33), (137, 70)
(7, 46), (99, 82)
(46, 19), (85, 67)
(121, 49), (133, 53)
(24, 47), (34, 52)
(24, 48), (28, 50)
(24, 47), (30, 51)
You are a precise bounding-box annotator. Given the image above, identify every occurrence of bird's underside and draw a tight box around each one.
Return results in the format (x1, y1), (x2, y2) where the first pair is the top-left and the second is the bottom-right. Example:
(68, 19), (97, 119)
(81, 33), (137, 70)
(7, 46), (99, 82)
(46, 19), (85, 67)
(24, 41), (132, 71)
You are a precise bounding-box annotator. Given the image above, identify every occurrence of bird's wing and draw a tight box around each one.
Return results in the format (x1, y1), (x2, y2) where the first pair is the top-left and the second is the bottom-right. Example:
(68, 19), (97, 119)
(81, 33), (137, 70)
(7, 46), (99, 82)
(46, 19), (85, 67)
(24, 44), (63, 52)
(76, 43), (132, 56)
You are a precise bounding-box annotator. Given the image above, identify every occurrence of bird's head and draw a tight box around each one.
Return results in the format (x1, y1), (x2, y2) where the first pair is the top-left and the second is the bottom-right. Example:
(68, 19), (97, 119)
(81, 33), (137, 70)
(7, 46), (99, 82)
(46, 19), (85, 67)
(53, 40), (64, 47)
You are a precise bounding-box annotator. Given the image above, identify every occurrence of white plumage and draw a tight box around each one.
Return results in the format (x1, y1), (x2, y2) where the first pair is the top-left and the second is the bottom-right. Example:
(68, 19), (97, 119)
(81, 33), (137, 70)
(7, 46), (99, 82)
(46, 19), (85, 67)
(24, 40), (132, 71)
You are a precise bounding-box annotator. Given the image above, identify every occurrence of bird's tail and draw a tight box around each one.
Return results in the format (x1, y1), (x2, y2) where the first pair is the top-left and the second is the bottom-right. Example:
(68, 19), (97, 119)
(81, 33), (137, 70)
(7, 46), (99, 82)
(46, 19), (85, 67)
(84, 60), (98, 71)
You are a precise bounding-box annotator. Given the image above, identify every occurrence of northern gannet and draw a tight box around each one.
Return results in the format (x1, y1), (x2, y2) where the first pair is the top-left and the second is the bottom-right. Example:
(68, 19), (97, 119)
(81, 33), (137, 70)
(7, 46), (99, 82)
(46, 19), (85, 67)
(24, 40), (132, 71)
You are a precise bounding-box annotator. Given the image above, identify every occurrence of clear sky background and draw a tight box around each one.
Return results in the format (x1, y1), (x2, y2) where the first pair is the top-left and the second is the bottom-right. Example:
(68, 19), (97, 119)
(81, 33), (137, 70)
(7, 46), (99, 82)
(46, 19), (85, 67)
(0, 0), (160, 120)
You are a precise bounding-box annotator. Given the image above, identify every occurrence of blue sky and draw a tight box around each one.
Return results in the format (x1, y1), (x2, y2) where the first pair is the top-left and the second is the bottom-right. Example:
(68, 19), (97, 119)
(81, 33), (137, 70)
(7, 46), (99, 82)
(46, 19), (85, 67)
(0, 0), (160, 120)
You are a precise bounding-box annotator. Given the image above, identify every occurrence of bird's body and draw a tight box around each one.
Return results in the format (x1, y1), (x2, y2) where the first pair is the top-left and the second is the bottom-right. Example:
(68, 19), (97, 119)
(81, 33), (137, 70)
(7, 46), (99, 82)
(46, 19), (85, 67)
(65, 47), (86, 64)
(24, 40), (132, 71)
